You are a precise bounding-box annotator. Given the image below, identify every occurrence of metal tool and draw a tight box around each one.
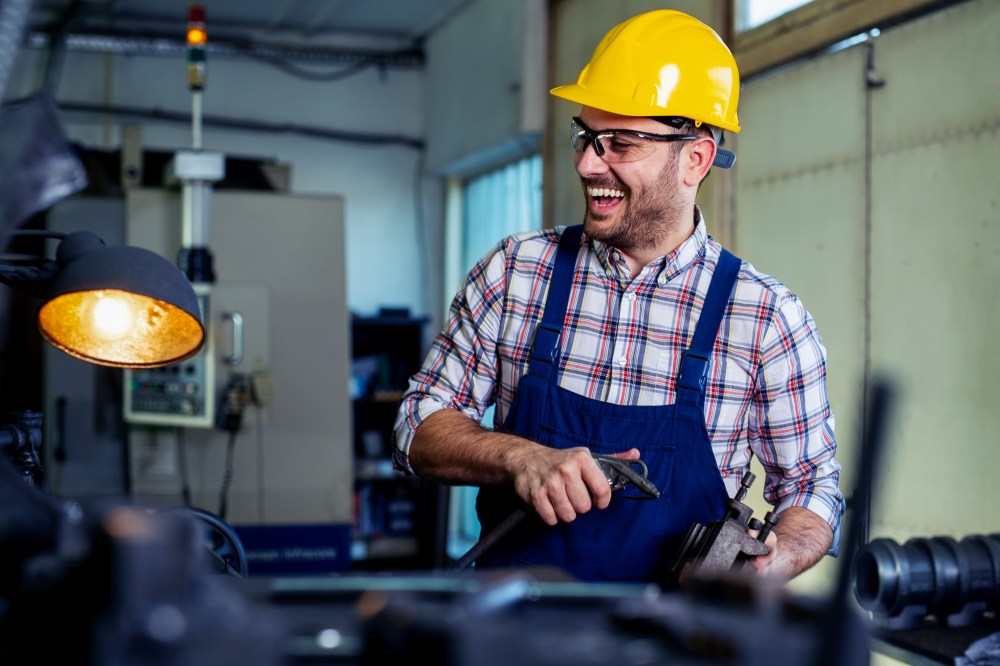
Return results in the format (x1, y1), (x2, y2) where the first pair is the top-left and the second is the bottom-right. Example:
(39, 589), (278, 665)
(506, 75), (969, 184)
(451, 453), (661, 570)
(592, 455), (661, 498)
(668, 470), (777, 579)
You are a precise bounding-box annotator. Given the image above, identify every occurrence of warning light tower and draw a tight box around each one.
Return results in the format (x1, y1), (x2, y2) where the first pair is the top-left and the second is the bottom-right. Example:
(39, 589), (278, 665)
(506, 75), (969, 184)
(170, 3), (221, 285)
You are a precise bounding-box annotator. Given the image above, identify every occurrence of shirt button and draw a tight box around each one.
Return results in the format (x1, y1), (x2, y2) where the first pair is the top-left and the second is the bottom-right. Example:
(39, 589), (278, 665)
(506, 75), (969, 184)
(658, 276), (666, 285)
(627, 292), (636, 302)
(606, 269), (612, 276)
(618, 357), (627, 366)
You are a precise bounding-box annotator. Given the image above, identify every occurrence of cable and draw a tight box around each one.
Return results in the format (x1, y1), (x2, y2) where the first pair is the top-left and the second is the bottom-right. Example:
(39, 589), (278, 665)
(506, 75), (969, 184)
(177, 427), (191, 506)
(255, 407), (264, 522)
(216, 373), (250, 520)
(451, 507), (527, 570)
(57, 101), (425, 149)
(251, 53), (376, 82)
(217, 429), (237, 520)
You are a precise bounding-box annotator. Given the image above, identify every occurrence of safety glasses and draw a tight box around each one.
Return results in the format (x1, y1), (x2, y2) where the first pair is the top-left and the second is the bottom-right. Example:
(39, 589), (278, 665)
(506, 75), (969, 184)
(570, 116), (700, 164)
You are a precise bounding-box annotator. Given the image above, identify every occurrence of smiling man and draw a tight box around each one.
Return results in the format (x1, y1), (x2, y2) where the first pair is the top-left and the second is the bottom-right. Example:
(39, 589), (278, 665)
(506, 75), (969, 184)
(393, 9), (845, 586)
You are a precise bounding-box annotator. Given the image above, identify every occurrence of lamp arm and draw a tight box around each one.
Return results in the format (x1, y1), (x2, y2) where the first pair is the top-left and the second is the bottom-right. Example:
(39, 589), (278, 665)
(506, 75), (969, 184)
(0, 261), (58, 299)
(0, 229), (66, 298)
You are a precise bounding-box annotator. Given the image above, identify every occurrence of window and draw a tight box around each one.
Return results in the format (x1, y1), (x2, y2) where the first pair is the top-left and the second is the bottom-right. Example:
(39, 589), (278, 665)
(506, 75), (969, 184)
(736, 0), (813, 32)
(444, 153), (543, 561)
(458, 154), (543, 280)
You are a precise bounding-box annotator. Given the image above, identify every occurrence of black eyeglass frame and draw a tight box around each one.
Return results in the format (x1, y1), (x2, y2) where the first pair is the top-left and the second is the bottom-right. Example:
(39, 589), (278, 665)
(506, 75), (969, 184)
(570, 116), (702, 161)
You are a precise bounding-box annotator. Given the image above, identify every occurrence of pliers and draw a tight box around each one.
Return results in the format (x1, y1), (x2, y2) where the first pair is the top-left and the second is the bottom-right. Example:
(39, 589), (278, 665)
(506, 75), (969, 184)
(451, 453), (660, 570)
(593, 454), (661, 498)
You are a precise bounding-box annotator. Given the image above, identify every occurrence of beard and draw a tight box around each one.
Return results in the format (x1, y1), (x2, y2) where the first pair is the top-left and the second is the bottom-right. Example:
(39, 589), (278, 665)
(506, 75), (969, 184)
(581, 155), (691, 255)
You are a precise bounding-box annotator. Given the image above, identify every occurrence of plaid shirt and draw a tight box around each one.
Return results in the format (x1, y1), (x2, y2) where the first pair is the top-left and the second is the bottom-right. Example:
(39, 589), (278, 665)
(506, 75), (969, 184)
(394, 214), (844, 550)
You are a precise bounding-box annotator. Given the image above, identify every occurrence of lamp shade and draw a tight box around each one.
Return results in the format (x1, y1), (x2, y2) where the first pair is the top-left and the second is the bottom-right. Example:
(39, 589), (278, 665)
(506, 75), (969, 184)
(36, 231), (205, 368)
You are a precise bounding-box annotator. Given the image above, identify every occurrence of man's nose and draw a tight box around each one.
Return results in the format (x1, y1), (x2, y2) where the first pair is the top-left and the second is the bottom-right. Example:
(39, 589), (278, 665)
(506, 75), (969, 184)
(574, 139), (608, 174)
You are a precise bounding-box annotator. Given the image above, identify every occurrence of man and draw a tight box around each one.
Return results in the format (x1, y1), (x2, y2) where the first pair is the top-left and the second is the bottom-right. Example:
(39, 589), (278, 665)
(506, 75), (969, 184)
(393, 9), (844, 585)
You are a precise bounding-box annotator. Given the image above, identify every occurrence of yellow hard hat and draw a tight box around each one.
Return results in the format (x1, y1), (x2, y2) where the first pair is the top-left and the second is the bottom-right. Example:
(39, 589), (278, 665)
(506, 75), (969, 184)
(550, 10), (741, 134)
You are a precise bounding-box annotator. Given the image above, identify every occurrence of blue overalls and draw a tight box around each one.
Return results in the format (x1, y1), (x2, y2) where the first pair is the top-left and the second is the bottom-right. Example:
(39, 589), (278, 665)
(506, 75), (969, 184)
(475, 224), (742, 584)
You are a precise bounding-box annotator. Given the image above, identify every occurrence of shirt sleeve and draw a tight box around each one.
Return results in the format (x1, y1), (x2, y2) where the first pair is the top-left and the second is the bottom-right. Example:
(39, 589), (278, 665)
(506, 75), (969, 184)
(392, 240), (509, 476)
(749, 291), (846, 556)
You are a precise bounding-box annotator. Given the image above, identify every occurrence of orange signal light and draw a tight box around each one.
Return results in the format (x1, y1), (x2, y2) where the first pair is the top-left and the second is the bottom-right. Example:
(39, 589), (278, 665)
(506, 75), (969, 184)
(187, 27), (207, 46)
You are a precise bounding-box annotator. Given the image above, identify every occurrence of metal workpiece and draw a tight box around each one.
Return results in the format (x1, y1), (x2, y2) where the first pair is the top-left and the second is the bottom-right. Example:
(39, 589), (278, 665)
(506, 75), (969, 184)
(669, 471), (777, 579)
(852, 533), (1000, 630)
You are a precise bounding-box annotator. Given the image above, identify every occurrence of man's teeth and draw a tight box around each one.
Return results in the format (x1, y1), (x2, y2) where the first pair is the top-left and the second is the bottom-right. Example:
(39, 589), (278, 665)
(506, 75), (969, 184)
(588, 187), (623, 198)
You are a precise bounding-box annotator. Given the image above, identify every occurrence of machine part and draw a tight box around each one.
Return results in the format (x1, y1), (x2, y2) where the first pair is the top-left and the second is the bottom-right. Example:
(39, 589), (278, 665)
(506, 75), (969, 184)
(0, 410), (44, 486)
(0, 457), (285, 665)
(222, 311), (245, 365)
(217, 372), (251, 433)
(123, 286), (215, 427)
(0, 94), (88, 230)
(593, 454), (662, 497)
(852, 534), (1000, 630)
(450, 453), (661, 570)
(668, 471), (776, 579)
(352, 568), (871, 666)
(169, 505), (249, 577)
(250, 359), (275, 406)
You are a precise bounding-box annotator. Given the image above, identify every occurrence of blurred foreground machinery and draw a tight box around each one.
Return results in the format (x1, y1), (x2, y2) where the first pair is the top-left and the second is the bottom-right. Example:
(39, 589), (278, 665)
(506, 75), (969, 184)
(0, 456), (284, 666)
(1, 442), (874, 666)
(240, 567), (872, 666)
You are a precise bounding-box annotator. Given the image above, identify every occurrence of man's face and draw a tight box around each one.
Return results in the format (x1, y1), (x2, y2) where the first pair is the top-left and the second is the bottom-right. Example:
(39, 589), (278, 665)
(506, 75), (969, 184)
(573, 108), (690, 253)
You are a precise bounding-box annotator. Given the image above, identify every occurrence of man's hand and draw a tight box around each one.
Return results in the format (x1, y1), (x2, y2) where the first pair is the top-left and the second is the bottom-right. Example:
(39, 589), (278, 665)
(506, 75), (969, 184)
(747, 529), (778, 574)
(513, 446), (641, 525)
(409, 409), (641, 525)
(747, 507), (833, 579)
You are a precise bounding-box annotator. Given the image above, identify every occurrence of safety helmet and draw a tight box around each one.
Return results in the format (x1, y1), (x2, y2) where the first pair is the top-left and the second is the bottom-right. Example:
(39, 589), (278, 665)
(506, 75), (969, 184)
(550, 10), (741, 134)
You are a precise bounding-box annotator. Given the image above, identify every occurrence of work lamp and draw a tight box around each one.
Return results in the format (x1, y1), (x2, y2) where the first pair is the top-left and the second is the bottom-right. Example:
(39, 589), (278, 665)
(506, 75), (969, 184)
(0, 229), (205, 368)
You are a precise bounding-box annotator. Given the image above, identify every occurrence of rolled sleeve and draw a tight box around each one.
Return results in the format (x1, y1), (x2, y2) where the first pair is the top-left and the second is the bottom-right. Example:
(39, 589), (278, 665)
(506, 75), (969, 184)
(392, 243), (509, 476)
(751, 293), (845, 556)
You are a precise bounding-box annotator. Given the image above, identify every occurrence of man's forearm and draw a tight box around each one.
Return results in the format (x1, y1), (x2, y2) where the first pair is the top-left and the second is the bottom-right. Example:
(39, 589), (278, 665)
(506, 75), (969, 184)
(409, 408), (537, 486)
(764, 506), (834, 579)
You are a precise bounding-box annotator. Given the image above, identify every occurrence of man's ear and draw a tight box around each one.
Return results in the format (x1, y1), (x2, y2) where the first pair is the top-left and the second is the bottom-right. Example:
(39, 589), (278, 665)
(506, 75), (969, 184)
(682, 137), (717, 186)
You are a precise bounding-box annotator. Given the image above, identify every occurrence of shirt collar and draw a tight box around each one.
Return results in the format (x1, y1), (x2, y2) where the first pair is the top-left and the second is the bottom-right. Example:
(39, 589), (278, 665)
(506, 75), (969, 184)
(586, 206), (710, 279)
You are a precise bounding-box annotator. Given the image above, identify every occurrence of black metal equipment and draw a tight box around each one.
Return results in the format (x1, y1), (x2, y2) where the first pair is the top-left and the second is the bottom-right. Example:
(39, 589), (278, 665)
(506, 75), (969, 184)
(0, 410), (44, 486)
(0, 455), (283, 666)
(852, 533), (1000, 629)
(668, 470), (778, 579)
(347, 568), (872, 666)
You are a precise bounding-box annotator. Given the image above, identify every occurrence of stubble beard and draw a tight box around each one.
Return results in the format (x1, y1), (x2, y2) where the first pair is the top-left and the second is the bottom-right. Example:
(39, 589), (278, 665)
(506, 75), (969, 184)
(581, 156), (690, 255)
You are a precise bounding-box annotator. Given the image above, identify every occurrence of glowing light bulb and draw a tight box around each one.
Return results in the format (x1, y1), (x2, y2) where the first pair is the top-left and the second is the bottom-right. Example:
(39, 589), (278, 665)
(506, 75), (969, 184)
(90, 292), (135, 340)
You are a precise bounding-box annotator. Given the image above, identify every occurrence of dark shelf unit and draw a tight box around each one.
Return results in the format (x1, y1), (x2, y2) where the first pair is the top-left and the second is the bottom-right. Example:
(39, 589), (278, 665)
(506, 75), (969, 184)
(349, 312), (446, 570)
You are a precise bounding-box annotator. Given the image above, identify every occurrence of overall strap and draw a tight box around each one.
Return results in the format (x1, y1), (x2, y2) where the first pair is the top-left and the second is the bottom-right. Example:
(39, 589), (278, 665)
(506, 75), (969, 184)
(676, 249), (741, 407)
(528, 225), (584, 381)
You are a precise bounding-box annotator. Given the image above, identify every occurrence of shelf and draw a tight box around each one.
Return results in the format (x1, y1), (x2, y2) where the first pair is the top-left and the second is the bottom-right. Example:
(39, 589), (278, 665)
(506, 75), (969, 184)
(350, 313), (445, 570)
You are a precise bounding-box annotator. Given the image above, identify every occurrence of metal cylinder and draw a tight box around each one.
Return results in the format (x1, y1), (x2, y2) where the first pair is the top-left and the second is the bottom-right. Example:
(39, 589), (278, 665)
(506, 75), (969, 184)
(852, 534), (1000, 629)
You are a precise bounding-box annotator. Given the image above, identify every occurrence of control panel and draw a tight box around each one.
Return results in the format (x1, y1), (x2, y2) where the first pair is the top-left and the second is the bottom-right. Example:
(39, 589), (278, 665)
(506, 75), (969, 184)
(124, 288), (215, 428)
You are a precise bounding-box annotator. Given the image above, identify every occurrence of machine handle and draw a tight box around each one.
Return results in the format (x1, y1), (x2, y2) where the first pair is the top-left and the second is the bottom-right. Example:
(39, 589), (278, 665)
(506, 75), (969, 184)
(222, 311), (244, 366)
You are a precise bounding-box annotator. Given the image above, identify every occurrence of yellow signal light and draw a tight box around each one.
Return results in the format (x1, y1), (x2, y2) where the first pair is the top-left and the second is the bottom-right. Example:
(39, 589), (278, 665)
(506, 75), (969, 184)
(187, 27), (207, 46)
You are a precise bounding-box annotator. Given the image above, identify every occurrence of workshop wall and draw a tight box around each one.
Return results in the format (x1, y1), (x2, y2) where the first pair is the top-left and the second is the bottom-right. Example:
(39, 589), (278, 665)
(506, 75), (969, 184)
(737, 0), (1000, 594)
(423, 0), (547, 177)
